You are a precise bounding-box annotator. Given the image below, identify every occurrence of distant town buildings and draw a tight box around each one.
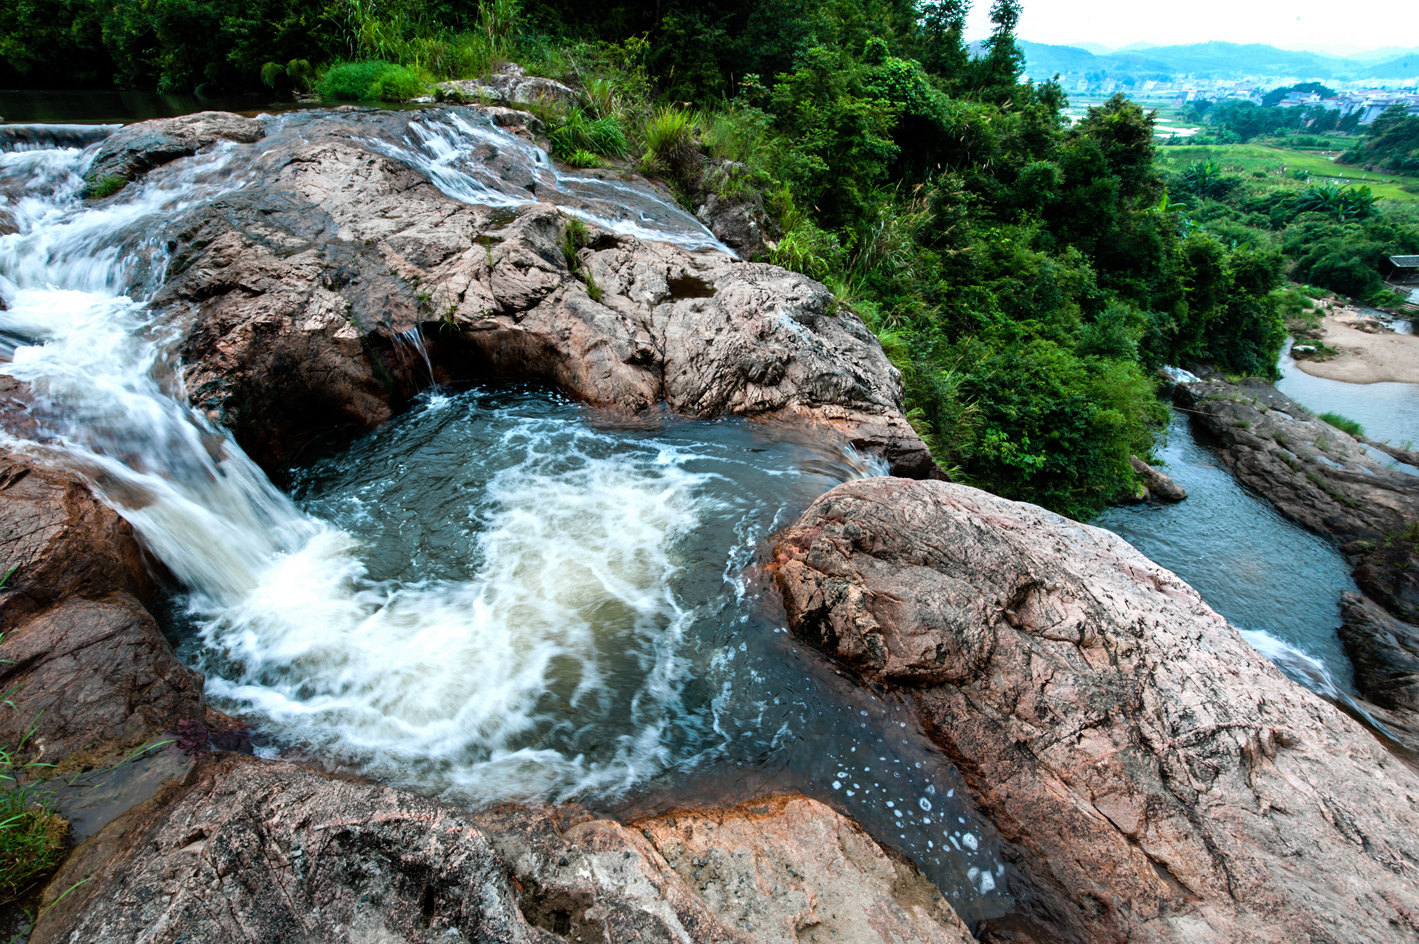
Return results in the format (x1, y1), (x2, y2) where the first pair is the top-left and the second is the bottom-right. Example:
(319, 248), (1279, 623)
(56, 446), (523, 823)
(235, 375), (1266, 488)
(1056, 75), (1419, 125)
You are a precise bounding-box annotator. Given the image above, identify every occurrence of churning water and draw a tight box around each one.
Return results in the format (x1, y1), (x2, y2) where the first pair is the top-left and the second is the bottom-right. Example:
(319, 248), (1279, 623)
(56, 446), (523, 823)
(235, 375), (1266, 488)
(0, 112), (1010, 917)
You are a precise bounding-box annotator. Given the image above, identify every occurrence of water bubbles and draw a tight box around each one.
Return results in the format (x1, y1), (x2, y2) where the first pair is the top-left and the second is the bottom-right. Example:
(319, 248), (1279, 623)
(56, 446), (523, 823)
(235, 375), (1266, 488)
(919, 797), (932, 812)
(832, 781), (841, 790)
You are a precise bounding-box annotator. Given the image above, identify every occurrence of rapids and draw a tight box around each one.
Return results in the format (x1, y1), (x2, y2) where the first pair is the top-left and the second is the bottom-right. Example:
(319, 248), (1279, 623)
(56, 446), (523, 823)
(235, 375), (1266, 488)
(0, 111), (1010, 917)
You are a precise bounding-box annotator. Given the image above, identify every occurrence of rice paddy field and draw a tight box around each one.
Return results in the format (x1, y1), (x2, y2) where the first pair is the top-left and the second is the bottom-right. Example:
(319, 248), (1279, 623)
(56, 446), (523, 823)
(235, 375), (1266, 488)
(1156, 143), (1419, 205)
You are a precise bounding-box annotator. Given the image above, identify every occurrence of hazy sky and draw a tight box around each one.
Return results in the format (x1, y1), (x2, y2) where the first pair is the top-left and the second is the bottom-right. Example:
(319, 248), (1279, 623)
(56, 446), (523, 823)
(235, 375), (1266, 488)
(960, 0), (1419, 56)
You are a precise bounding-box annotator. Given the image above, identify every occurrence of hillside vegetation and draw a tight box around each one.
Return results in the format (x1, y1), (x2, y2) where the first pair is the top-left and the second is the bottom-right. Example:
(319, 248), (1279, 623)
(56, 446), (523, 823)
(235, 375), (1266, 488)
(0, 0), (1306, 520)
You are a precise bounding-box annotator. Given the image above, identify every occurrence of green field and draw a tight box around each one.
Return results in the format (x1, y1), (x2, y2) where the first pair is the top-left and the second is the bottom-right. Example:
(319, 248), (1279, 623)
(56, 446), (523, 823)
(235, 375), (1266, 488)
(1157, 143), (1419, 205)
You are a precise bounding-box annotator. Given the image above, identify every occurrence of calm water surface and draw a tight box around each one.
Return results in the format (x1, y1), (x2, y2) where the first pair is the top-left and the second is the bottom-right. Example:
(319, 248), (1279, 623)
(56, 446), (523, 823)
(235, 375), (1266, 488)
(1097, 411), (1359, 694)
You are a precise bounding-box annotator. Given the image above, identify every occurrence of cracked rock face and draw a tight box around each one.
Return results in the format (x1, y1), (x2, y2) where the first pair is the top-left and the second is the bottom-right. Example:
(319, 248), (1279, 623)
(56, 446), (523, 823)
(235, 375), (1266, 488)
(772, 477), (1419, 944)
(132, 110), (932, 476)
(33, 754), (970, 944)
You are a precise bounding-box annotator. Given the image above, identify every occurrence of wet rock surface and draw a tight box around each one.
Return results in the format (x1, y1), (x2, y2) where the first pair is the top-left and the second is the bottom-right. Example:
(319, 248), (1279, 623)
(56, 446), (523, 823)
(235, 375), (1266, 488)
(85, 111), (264, 189)
(145, 110), (931, 474)
(1341, 592), (1419, 716)
(0, 444), (205, 764)
(772, 477), (1419, 944)
(33, 754), (970, 944)
(636, 795), (975, 943)
(1129, 455), (1186, 502)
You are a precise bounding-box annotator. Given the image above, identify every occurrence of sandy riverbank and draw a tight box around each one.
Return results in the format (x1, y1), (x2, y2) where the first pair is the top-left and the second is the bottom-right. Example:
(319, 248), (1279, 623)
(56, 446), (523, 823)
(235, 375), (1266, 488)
(1294, 313), (1419, 384)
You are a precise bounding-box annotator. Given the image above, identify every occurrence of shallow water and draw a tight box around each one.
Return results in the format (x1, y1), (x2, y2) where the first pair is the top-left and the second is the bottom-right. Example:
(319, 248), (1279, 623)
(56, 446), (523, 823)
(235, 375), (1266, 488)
(1097, 412), (1360, 695)
(0, 114), (1010, 918)
(1277, 343), (1419, 450)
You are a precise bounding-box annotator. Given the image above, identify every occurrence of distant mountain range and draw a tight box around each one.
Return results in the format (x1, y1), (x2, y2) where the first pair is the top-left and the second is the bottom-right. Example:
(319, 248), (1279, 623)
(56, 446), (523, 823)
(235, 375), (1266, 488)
(1016, 41), (1419, 84)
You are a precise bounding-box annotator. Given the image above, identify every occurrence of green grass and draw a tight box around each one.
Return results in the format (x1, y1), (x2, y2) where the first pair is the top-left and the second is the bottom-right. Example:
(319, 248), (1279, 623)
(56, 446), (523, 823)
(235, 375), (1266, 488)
(1320, 411), (1365, 438)
(563, 149), (603, 168)
(317, 61), (429, 102)
(547, 109), (628, 159)
(1157, 144), (1419, 205)
(0, 737), (67, 904)
(83, 176), (126, 200)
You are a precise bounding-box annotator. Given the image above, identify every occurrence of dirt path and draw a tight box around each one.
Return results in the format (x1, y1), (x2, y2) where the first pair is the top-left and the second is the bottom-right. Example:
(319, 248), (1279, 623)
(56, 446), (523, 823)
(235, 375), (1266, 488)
(1295, 312), (1419, 384)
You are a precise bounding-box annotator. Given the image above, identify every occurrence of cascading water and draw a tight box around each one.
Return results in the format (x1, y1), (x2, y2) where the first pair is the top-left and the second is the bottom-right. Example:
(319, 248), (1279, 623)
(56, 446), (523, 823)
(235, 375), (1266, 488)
(368, 110), (736, 255)
(0, 110), (1011, 918)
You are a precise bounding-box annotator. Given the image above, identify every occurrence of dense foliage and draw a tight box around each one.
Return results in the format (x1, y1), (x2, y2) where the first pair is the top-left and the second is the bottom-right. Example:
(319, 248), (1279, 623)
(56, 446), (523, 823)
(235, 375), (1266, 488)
(1182, 97), (1356, 143)
(1, 0), (1300, 519)
(1168, 149), (1419, 303)
(1342, 105), (1419, 175)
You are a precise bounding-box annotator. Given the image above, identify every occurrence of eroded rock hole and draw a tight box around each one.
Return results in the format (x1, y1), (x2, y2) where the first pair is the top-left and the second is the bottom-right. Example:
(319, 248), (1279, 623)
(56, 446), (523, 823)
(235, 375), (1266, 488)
(518, 887), (602, 944)
(666, 274), (716, 299)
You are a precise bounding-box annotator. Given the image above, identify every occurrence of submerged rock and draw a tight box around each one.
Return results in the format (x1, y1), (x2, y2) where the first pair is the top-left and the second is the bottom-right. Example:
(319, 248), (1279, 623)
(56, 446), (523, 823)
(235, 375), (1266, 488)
(772, 477), (1419, 944)
(1129, 455), (1186, 502)
(142, 110), (932, 475)
(33, 754), (972, 944)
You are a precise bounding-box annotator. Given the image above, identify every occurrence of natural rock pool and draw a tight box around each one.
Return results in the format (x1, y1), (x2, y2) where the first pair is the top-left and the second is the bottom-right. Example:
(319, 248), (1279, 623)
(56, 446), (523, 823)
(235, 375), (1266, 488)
(0, 112), (1010, 919)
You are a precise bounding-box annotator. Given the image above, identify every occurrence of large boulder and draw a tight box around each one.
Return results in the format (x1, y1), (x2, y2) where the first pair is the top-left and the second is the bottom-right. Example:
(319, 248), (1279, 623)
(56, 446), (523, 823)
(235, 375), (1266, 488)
(772, 477), (1419, 944)
(436, 65), (578, 111)
(0, 443), (205, 765)
(33, 754), (972, 944)
(0, 595), (204, 764)
(142, 110), (933, 475)
(84, 111), (264, 192)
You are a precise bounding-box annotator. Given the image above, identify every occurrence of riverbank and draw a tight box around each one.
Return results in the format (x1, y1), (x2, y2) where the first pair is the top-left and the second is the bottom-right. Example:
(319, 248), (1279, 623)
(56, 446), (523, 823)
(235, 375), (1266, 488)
(1294, 312), (1419, 385)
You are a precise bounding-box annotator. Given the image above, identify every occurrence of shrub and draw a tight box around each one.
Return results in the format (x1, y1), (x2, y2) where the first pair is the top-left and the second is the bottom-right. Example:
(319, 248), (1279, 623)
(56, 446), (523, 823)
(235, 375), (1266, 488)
(369, 65), (427, 101)
(1320, 412), (1365, 437)
(318, 61), (426, 103)
(639, 106), (703, 190)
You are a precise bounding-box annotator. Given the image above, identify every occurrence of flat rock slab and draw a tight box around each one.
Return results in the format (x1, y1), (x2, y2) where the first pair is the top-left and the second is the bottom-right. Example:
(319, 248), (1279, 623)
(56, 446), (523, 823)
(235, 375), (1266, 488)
(34, 755), (971, 944)
(638, 796), (974, 943)
(85, 111), (264, 188)
(773, 477), (1419, 944)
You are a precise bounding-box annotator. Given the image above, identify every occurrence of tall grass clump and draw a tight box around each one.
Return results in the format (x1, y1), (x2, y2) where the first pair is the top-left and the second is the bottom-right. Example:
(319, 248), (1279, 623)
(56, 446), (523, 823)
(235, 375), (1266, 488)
(639, 106), (699, 182)
(317, 61), (428, 102)
(548, 108), (627, 159)
(1320, 412), (1365, 437)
